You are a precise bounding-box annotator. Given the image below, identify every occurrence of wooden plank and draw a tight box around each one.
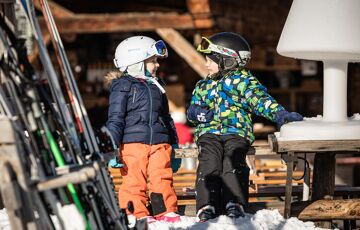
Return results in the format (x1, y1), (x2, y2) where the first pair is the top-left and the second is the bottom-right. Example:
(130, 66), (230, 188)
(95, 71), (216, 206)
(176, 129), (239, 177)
(37, 12), (213, 34)
(251, 179), (304, 185)
(0, 116), (16, 144)
(0, 119), (29, 189)
(37, 166), (97, 191)
(111, 168), (308, 191)
(174, 142), (275, 158)
(0, 118), (37, 229)
(0, 0), (15, 3)
(175, 185), (360, 199)
(258, 171), (306, 178)
(34, 0), (75, 18)
(0, 163), (32, 230)
(186, 0), (211, 14)
(336, 157), (360, 165)
(169, 137), (272, 159)
(156, 28), (207, 78)
(111, 175), (197, 184)
(174, 148), (199, 158)
(269, 134), (360, 153)
(298, 199), (360, 220)
(178, 199), (196, 205)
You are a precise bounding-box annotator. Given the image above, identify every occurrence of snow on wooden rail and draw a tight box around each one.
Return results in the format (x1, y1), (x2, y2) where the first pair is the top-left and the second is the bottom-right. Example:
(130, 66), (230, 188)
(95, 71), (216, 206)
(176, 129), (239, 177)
(174, 140), (275, 158)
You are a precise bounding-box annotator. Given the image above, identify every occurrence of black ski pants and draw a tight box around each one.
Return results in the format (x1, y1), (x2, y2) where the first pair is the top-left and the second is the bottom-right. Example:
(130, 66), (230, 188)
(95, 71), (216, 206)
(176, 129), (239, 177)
(195, 133), (250, 214)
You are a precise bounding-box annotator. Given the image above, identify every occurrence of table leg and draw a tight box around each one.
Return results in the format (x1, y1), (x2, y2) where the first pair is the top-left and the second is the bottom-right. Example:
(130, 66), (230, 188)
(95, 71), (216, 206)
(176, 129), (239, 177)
(284, 152), (294, 218)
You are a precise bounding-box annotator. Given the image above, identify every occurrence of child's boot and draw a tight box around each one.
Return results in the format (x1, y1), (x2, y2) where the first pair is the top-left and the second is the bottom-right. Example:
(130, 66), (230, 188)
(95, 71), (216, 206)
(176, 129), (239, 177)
(225, 202), (245, 218)
(156, 212), (181, 223)
(196, 205), (216, 222)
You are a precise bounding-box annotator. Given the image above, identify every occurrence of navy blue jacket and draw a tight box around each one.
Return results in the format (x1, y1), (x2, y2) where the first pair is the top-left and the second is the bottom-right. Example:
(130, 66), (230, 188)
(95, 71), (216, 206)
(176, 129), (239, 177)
(106, 75), (178, 146)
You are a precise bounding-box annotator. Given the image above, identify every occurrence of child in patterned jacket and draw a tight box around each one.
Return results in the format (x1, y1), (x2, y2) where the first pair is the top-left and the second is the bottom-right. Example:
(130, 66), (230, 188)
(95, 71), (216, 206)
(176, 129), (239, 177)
(187, 32), (303, 222)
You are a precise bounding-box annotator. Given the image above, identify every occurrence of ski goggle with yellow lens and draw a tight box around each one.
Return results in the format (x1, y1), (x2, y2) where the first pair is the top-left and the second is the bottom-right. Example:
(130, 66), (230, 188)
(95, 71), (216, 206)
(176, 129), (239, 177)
(197, 37), (239, 58)
(152, 40), (168, 58)
(197, 37), (251, 66)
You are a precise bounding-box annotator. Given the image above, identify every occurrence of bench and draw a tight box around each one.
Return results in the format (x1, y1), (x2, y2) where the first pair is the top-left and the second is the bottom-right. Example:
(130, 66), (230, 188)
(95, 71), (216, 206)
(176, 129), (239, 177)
(108, 166), (360, 223)
(108, 167), (313, 205)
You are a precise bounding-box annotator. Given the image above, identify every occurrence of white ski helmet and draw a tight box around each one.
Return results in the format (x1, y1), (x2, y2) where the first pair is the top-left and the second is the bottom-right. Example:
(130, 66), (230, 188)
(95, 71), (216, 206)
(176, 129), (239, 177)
(113, 36), (168, 72)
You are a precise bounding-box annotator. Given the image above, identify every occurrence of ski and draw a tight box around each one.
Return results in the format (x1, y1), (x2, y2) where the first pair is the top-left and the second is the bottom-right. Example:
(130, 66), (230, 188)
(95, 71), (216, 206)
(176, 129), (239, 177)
(37, 0), (126, 224)
(0, 0), (138, 228)
(1, 6), (103, 230)
(38, 0), (120, 213)
(21, 0), (130, 228)
(0, 22), (66, 230)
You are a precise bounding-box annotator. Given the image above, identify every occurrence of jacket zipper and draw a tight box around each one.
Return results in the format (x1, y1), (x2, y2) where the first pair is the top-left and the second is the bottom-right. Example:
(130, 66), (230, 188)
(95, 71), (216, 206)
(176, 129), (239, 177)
(144, 83), (153, 144)
(132, 87), (137, 103)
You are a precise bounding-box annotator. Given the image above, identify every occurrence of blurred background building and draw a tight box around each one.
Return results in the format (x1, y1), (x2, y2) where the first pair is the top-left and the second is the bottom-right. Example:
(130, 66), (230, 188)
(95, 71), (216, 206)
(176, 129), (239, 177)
(28, 0), (360, 185)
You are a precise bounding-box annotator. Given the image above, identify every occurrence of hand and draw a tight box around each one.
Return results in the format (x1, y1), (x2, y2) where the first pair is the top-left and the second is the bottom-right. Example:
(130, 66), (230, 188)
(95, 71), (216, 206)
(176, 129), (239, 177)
(187, 105), (214, 123)
(171, 144), (182, 173)
(108, 156), (124, 168)
(275, 110), (303, 127)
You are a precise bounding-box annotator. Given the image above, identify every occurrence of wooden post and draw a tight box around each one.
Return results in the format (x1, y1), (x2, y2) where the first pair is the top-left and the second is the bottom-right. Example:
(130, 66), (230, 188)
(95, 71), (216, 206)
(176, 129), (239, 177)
(0, 163), (37, 230)
(0, 117), (39, 229)
(284, 152), (295, 219)
(312, 153), (335, 200)
(156, 28), (208, 78)
(312, 152), (335, 228)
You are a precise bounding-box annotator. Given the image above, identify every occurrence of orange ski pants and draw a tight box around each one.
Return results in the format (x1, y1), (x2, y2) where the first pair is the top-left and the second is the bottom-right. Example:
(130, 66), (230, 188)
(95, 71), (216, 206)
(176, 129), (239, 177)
(118, 143), (178, 218)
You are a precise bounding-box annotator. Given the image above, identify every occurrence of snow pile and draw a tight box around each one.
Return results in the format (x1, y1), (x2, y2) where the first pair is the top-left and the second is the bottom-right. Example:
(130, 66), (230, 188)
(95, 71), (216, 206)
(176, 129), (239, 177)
(1, 208), (327, 230)
(149, 209), (325, 230)
(350, 113), (360, 120)
(303, 113), (360, 121)
(303, 115), (323, 121)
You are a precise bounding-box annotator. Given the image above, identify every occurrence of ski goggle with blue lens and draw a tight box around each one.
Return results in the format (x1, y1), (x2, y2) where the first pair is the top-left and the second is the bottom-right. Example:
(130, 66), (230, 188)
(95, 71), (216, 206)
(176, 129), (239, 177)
(152, 40), (168, 58)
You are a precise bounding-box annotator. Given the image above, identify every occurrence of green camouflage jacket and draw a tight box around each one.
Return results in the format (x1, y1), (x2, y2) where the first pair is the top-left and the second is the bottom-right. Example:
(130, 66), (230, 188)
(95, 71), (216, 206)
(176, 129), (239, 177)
(189, 68), (285, 143)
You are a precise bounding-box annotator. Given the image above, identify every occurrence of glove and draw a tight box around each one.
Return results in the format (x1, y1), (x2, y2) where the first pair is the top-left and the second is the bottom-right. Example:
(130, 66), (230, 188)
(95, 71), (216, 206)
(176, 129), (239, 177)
(187, 105), (214, 123)
(171, 144), (182, 173)
(108, 156), (124, 168)
(275, 110), (303, 127)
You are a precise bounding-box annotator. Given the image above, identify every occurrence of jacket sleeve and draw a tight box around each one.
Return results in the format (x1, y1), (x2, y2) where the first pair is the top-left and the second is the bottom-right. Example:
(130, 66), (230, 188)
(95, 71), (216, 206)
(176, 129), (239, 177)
(187, 80), (208, 124)
(106, 82), (129, 145)
(239, 73), (285, 122)
(161, 93), (179, 145)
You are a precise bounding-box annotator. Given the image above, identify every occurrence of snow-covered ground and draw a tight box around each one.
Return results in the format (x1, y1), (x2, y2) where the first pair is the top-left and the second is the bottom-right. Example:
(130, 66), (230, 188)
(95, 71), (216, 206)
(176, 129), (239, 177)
(1, 208), (328, 230)
(149, 209), (326, 230)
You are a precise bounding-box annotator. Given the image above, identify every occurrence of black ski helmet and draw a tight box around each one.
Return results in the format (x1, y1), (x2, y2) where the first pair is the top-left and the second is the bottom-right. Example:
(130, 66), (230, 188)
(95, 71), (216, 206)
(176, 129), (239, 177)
(199, 32), (251, 70)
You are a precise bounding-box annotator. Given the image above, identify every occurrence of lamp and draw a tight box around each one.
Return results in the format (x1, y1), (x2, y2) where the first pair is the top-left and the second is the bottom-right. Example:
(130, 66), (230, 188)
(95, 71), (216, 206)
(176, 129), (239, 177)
(276, 0), (360, 140)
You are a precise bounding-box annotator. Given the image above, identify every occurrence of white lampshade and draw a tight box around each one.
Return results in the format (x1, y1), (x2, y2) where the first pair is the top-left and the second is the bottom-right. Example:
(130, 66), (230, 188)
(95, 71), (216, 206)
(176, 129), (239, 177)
(277, 0), (360, 62)
(276, 0), (360, 140)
